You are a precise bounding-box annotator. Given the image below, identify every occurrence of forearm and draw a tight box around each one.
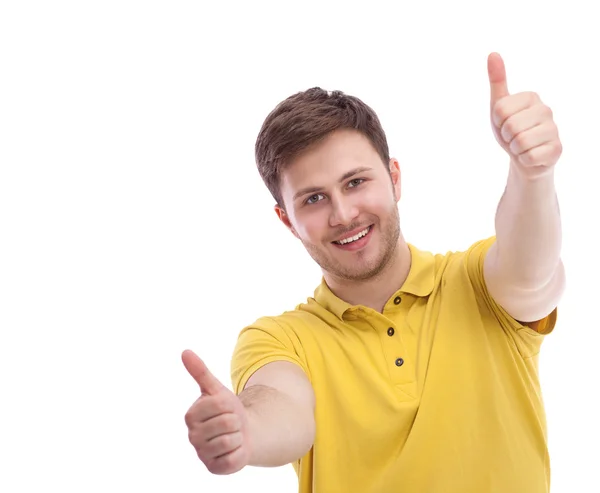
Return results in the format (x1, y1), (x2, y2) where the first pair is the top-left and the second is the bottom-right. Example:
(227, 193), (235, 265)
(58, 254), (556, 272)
(493, 161), (562, 288)
(240, 384), (315, 467)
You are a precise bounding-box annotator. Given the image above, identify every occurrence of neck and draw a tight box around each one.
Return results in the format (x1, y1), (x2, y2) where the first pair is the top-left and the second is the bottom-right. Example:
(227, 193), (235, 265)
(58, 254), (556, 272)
(323, 236), (412, 313)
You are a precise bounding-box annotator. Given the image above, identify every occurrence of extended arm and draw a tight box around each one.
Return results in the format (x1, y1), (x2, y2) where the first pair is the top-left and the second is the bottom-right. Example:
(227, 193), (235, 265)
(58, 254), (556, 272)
(241, 361), (316, 467)
(483, 53), (565, 327)
(485, 164), (565, 325)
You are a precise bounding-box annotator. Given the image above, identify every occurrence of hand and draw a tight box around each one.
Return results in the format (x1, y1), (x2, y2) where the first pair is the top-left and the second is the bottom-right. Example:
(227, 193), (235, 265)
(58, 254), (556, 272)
(182, 349), (252, 475)
(488, 52), (562, 178)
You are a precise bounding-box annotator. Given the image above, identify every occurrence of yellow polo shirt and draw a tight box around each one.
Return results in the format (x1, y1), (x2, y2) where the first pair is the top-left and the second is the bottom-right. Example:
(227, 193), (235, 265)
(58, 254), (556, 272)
(230, 237), (557, 493)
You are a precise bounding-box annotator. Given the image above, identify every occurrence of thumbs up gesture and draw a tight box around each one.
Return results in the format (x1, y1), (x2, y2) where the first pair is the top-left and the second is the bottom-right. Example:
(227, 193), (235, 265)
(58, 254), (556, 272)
(488, 52), (562, 177)
(182, 349), (252, 475)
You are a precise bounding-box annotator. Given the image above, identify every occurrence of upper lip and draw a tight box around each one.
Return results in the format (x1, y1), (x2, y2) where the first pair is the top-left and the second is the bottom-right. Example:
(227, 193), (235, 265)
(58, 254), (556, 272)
(332, 225), (371, 243)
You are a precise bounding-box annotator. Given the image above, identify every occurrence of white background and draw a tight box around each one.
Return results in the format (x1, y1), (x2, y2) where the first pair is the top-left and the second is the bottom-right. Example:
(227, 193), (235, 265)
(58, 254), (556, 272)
(1, 1), (598, 492)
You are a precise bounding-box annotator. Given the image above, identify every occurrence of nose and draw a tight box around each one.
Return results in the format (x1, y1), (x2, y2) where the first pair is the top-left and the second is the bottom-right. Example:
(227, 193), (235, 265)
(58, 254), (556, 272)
(329, 195), (359, 227)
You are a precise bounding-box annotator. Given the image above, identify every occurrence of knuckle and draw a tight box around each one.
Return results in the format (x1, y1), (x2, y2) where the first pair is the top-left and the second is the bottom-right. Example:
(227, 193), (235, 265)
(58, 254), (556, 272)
(223, 413), (241, 431)
(188, 428), (203, 447)
(206, 456), (233, 475)
(199, 451), (216, 470)
(212, 398), (226, 414)
(219, 452), (238, 471)
(193, 440), (207, 458)
(502, 118), (517, 140)
(510, 135), (523, 154)
(494, 101), (510, 123)
(219, 434), (234, 450)
(514, 133), (527, 149)
(553, 140), (563, 155)
(221, 454), (234, 468)
(184, 397), (204, 427)
(203, 445), (246, 475)
(207, 461), (227, 475)
(521, 150), (534, 165)
(184, 410), (195, 428)
(213, 395), (232, 414)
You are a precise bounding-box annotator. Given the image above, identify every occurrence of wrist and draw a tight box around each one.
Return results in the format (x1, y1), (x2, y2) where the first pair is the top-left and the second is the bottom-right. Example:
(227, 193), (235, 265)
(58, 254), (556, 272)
(509, 158), (556, 184)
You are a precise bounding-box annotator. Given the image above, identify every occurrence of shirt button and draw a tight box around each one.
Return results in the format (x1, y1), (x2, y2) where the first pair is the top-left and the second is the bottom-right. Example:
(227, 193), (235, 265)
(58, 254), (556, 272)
(387, 327), (395, 336)
(395, 357), (404, 367)
(394, 296), (401, 305)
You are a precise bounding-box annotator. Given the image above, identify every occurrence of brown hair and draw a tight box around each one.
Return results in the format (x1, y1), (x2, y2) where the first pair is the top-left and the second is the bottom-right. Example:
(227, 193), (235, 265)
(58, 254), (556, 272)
(255, 87), (390, 208)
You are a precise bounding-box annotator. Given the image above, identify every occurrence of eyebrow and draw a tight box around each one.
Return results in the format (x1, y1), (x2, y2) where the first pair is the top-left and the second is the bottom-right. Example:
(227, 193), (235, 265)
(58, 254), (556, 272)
(293, 166), (373, 201)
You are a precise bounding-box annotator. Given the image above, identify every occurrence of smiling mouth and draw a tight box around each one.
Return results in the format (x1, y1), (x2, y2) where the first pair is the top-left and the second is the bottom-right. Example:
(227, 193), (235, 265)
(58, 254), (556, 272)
(333, 226), (372, 245)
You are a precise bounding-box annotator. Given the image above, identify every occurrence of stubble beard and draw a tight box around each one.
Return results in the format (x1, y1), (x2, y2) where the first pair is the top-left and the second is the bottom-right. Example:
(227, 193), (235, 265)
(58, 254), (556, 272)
(302, 204), (401, 282)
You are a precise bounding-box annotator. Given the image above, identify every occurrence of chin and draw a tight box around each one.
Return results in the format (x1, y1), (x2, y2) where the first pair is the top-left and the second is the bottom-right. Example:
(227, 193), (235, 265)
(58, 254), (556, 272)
(333, 258), (388, 282)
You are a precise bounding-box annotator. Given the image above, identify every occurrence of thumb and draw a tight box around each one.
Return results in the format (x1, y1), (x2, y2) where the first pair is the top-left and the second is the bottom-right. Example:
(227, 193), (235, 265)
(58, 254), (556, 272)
(181, 349), (224, 396)
(488, 52), (509, 105)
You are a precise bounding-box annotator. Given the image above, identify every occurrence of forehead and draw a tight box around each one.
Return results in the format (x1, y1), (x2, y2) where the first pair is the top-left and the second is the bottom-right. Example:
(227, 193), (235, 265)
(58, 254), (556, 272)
(281, 129), (382, 190)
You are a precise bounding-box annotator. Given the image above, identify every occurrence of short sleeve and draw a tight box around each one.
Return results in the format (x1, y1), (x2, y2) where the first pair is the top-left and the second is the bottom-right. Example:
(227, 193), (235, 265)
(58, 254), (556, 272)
(230, 316), (311, 395)
(463, 236), (557, 356)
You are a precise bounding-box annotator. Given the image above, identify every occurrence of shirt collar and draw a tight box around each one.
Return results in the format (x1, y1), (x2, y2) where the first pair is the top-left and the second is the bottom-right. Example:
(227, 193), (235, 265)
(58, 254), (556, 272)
(313, 243), (436, 319)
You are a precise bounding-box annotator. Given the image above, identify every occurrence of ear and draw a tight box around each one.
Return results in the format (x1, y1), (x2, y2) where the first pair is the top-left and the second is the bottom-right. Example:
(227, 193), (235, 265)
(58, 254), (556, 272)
(388, 158), (401, 202)
(274, 204), (300, 239)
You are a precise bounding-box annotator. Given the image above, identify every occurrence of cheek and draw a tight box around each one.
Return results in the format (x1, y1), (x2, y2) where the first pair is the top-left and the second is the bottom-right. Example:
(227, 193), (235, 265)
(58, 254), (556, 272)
(361, 191), (393, 217)
(294, 211), (329, 242)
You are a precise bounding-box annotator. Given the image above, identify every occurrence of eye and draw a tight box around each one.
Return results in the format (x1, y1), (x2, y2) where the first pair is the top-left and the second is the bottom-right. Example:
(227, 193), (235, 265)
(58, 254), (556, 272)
(348, 178), (365, 188)
(306, 193), (325, 205)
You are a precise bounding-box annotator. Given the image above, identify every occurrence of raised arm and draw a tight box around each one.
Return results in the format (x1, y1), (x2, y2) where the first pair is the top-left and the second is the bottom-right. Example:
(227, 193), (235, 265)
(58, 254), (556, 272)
(483, 52), (565, 328)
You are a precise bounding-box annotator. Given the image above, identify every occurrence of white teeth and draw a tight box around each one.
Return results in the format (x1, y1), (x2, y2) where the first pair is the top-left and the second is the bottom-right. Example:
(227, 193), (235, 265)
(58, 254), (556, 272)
(336, 227), (370, 245)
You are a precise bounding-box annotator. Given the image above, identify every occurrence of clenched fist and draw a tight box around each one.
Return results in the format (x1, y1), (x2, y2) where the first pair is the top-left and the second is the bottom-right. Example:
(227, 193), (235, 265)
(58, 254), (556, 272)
(182, 349), (252, 475)
(488, 52), (562, 178)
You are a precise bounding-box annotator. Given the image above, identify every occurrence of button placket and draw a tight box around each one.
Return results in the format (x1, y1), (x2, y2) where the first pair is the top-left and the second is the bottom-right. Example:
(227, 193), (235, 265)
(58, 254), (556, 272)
(380, 299), (413, 387)
(386, 326), (405, 369)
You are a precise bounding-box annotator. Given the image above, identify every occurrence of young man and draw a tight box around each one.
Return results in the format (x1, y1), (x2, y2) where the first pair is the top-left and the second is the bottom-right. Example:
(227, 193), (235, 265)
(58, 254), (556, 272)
(182, 52), (565, 492)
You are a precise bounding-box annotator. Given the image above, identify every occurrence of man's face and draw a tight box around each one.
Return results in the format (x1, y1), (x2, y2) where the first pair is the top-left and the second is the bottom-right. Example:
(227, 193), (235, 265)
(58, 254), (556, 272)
(277, 129), (402, 282)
